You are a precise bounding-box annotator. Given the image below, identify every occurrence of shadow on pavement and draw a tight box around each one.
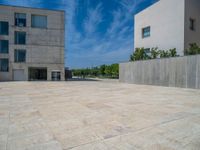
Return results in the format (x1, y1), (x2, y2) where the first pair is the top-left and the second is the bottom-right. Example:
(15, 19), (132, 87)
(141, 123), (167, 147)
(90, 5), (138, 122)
(67, 78), (100, 82)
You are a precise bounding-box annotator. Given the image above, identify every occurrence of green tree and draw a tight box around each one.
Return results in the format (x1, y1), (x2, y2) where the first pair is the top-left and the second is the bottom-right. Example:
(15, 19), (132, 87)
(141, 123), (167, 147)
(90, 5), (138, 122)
(169, 48), (177, 57)
(150, 47), (159, 59)
(159, 50), (170, 58)
(185, 43), (200, 55)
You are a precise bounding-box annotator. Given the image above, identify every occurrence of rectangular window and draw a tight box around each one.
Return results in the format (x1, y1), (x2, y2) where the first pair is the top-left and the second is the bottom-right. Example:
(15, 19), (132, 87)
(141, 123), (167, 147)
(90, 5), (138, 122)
(142, 26), (150, 38)
(0, 58), (9, 72)
(0, 40), (9, 53)
(0, 21), (9, 35)
(14, 49), (26, 63)
(15, 13), (26, 27)
(15, 31), (26, 45)
(190, 18), (195, 31)
(31, 15), (47, 28)
(52, 71), (61, 81)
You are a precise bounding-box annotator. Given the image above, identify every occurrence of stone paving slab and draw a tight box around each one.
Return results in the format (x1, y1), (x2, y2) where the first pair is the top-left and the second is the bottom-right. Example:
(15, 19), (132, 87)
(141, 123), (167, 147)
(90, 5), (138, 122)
(0, 80), (200, 150)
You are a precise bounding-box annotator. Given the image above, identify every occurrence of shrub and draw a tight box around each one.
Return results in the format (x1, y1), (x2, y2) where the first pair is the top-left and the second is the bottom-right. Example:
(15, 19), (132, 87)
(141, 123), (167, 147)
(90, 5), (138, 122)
(150, 47), (159, 59)
(169, 48), (177, 57)
(185, 43), (200, 55)
(130, 47), (149, 61)
(159, 50), (170, 58)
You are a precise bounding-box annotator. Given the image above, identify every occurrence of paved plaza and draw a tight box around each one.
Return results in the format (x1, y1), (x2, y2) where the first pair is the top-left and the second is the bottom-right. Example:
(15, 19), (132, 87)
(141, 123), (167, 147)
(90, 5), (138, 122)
(0, 80), (200, 150)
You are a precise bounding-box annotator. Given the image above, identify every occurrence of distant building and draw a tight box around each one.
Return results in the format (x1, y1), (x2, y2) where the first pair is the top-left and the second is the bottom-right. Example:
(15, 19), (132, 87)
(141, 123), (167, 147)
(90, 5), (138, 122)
(0, 5), (65, 81)
(134, 0), (200, 55)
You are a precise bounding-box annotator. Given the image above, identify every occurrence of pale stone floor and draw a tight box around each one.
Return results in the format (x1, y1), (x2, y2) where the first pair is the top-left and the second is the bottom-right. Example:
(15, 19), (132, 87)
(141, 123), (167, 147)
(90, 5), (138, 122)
(0, 79), (200, 150)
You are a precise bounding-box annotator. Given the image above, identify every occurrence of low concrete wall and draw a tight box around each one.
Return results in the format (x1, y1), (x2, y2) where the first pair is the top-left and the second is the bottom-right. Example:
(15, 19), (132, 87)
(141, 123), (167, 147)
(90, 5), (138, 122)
(119, 55), (200, 89)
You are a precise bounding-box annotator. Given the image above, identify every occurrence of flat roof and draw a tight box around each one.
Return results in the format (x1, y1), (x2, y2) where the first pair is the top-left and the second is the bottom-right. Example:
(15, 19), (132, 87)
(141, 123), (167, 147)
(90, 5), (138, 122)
(0, 3), (65, 13)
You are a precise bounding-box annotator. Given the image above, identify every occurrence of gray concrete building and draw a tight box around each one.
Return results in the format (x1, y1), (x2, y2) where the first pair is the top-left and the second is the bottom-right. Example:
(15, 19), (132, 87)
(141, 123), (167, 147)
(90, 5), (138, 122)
(0, 5), (65, 81)
(134, 0), (200, 55)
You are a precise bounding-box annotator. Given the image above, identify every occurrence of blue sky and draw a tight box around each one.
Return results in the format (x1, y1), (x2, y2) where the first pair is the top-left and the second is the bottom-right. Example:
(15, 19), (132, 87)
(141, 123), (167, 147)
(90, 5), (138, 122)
(0, 0), (157, 69)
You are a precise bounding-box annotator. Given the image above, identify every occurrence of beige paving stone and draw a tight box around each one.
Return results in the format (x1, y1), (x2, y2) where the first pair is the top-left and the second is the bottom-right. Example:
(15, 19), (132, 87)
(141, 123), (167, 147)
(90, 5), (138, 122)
(0, 80), (200, 149)
(0, 134), (7, 150)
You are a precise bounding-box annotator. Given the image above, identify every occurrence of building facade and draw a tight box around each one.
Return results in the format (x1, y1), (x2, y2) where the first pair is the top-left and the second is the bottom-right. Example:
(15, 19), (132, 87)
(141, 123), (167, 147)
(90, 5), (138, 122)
(134, 0), (200, 55)
(0, 5), (65, 81)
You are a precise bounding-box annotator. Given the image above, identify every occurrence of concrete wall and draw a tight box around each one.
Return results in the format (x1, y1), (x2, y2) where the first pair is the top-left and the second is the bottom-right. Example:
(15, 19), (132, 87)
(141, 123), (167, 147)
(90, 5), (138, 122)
(184, 0), (200, 49)
(119, 55), (200, 89)
(134, 0), (185, 55)
(0, 5), (65, 81)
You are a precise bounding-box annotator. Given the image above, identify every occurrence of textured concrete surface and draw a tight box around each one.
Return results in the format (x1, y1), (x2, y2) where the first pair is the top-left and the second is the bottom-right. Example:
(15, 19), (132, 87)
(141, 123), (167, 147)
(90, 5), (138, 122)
(120, 55), (200, 89)
(0, 80), (200, 150)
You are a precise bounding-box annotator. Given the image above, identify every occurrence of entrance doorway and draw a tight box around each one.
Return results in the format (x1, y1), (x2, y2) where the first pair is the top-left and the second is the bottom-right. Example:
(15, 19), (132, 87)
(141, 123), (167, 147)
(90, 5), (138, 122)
(13, 69), (25, 81)
(28, 67), (47, 81)
(51, 71), (61, 81)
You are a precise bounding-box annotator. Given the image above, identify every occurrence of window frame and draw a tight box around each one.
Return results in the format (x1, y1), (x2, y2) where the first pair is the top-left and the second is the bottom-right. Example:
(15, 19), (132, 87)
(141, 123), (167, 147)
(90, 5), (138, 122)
(0, 21), (9, 35)
(0, 58), (9, 72)
(15, 13), (26, 27)
(14, 49), (26, 63)
(189, 18), (195, 31)
(31, 14), (47, 29)
(142, 26), (151, 38)
(15, 31), (26, 45)
(0, 40), (9, 54)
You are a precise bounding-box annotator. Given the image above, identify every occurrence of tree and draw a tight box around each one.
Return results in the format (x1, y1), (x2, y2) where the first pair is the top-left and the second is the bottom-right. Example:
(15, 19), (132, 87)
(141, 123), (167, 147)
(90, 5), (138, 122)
(130, 47), (149, 61)
(100, 65), (106, 76)
(169, 48), (177, 57)
(185, 43), (200, 55)
(159, 50), (170, 58)
(150, 47), (159, 59)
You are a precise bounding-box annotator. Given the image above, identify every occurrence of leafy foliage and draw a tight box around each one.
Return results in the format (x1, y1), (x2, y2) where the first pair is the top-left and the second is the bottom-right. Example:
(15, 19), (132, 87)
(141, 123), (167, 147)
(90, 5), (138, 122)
(150, 47), (159, 59)
(185, 43), (200, 55)
(130, 47), (150, 61)
(72, 64), (119, 79)
(130, 47), (178, 61)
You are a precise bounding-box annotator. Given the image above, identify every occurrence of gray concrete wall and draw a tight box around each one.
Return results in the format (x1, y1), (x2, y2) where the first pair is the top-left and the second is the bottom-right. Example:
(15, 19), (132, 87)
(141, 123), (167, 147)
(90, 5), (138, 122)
(184, 0), (200, 49)
(0, 5), (65, 81)
(119, 55), (200, 89)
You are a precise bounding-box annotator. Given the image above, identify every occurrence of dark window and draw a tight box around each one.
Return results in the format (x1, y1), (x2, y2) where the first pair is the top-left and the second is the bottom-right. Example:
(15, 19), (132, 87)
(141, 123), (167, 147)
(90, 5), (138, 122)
(15, 13), (26, 27)
(52, 71), (61, 81)
(14, 49), (26, 62)
(31, 15), (47, 28)
(0, 40), (9, 53)
(190, 18), (195, 31)
(142, 26), (150, 38)
(0, 58), (9, 72)
(0, 21), (9, 35)
(15, 31), (26, 45)
(144, 48), (150, 54)
(144, 48), (151, 57)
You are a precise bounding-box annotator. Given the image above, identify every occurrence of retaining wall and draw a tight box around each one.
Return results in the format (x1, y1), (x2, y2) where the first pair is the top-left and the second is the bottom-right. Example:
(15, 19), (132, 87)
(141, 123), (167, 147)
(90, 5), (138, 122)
(119, 55), (200, 89)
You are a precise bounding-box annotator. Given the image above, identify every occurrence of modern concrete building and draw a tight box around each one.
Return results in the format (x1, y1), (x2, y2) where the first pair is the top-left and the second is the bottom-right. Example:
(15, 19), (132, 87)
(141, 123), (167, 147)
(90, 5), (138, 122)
(0, 5), (65, 81)
(134, 0), (200, 55)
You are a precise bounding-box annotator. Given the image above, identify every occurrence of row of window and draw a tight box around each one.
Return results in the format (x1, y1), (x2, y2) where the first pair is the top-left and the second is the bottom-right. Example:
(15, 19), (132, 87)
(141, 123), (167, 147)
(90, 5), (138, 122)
(0, 31), (26, 54)
(0, 50), (26, 72)
(15, 13), (47, 28)
(142, 18), (196, 39)
(0, 14), (47, 36)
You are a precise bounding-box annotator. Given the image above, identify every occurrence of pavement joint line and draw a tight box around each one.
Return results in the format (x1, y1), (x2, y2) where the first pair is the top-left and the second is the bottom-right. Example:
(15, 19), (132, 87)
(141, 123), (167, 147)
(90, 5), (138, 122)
(64, 113), (199, 150)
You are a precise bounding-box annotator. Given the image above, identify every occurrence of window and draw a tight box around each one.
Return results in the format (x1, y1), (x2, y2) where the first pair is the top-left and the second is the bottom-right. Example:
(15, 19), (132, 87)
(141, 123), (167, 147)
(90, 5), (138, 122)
(190, 18), (195, 31)
(15, 31), (26, 45)
(0, 21), (9, 35)
(142, 26), (150, 38)
(52, 71), (61, 81)
(0, 40), (9, 53)
(14, 50), (26, 63)
(0, 59), (9, 72)
(15, 13), (26, 27)
(144, 48), (151, 57)
(31, 15), (47, 28)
